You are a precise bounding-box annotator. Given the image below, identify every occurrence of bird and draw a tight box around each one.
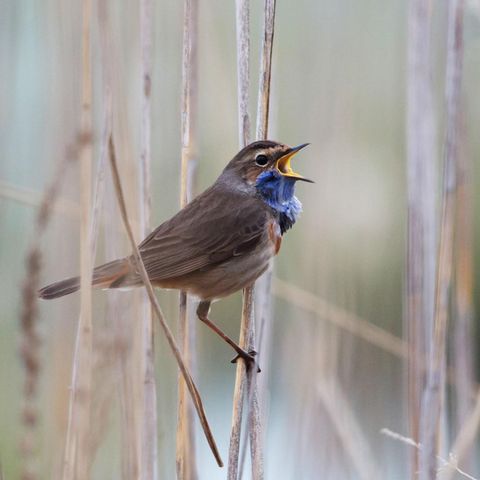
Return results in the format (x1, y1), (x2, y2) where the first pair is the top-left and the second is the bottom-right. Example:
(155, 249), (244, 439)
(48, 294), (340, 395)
(39, 140), (312, 366)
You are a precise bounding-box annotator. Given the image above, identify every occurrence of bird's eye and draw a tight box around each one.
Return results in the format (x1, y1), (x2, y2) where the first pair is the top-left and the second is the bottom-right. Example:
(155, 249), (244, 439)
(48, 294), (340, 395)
(255, 154), (268, 167)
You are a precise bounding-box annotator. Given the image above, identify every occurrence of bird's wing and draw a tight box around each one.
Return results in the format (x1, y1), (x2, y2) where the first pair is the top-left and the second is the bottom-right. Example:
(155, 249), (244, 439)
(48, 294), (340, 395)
(138, 184), (269, 281)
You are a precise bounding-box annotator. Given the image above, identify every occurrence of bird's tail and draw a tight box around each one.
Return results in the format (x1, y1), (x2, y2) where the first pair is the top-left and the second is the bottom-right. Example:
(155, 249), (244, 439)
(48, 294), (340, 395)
(38, 258), (134, 300)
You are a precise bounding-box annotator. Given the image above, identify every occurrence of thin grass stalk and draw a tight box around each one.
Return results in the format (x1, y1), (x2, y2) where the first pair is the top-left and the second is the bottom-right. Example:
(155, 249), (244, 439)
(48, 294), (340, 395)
(452, 115), (474, 465)
(238, 2), (277, 478)
(62, 1), (93, 477)
(406, 0), (437, 474)
(98, 3), (141, 477)
(234, 0), (251, 148)
(418, 1), (464, 478)
(79, 46), (111, 472)
(228, 0), (254, 478)
(85, 90), (112, 462)
(228, 286), (254, 480)
(19, 135), (86, 480)
(102, 3), (146, 475)
(255, 0), (276, 141)
(176, 0), (199, 478)
(108, 135), (223, 468)
(139, 0), (158, 478)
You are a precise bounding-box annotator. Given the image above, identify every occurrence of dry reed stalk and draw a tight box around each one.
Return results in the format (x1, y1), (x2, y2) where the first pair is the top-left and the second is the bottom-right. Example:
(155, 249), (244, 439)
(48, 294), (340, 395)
(238, 2), (277, 478)
(176, 0), (199, 478)
(97, 5), (141, 477)
(255, 0), (276, 141)
(228, 287), (254, 480)
(418, 1), (464, 478)
(80, 55), (111, 475)
(452, 117), (474, 449)
(62, 1), (94, 478)
(228, 0), (257, 479)
(234, 0), (251, 148)
(19, 135), (87, 480)
(139, 0), (159, 478)
(108, 135), (223, 468)
(406, 0), (437, 473)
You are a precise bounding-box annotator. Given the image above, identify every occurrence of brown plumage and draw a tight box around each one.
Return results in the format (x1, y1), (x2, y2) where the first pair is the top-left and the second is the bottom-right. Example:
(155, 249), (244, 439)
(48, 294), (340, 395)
(39, 140), (311, 364)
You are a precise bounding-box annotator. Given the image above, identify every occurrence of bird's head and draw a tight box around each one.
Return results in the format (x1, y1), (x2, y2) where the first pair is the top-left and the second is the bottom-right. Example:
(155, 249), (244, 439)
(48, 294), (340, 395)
(221, 140), (312, 233)
(222, 140), (312, 189)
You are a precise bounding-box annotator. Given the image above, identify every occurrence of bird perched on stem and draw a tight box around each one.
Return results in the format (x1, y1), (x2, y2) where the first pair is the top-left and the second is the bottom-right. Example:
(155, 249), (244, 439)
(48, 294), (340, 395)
(39, 140), (312, 367)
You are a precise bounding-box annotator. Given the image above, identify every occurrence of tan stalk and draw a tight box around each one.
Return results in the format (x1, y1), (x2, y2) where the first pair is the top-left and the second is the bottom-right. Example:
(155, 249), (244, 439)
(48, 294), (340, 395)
(228, 287), (254, 480)
(406, 0), (437, 474)
(418, 1), (464, 478)
(238, 1), (277, 478)
(62, 0), (94, 478)
(176, 0), (199, 478)
(108, 135), (223, 468)
(227, 0), (255, 478)
(255, 0), (276, 141)
(98, 2), (141, 476)
(452, 115), (475, 471)
(139, 0), (158, 478)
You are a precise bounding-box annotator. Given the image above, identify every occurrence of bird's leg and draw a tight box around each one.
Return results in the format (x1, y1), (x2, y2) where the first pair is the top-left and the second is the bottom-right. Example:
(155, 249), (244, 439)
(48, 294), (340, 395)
(196, 301), (259, 370)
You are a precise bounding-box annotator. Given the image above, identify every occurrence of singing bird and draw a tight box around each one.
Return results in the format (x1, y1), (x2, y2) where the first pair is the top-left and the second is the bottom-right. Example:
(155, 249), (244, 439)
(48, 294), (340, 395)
(39, 140), (312, 365)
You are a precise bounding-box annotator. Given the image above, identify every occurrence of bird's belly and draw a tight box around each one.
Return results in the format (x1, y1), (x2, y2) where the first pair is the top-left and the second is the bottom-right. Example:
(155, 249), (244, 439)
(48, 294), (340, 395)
(181, 242), (274, 301)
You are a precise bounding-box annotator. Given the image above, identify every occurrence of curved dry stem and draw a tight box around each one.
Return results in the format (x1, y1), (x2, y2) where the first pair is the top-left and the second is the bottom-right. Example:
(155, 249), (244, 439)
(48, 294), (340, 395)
(108, 135), (223, 468)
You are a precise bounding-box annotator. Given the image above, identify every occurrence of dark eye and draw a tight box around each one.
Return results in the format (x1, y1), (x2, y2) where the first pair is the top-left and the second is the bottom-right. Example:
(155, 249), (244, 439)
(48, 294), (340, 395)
(255, 154), (268, 167)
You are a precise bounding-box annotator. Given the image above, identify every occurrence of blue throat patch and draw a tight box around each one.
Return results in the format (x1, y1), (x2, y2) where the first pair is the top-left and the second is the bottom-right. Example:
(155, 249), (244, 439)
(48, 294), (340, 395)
(255, 170), (302, 234)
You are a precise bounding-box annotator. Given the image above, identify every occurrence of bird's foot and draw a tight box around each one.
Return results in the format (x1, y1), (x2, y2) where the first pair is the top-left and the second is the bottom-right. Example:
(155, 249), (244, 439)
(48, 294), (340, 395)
(230, 349), (261, 373)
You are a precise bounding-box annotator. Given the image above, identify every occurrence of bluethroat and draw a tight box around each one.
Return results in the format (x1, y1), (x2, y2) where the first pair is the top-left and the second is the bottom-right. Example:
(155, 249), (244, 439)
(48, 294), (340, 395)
(39, 140), (312, 366)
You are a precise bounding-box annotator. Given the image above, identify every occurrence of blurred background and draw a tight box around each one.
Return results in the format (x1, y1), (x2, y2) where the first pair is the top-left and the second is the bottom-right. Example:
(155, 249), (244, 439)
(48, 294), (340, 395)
(1, 0), (480, 479)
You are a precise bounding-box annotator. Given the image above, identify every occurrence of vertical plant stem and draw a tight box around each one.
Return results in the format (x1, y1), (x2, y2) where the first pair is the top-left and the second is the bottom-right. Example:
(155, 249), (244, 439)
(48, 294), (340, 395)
(452, 116), (474, 460)
(228, 286), (254, 480)
(405, 0), (437, 474)
(176, 0), (199, 478)
(228, 0), (253, 478)
(255, 0), (276, 141)
(63, 1), (93, 478)
(139, 0), (158, 478)
(240, 1), (277, 478)
(230, 1), (277, 478)
(235, 0), (251, 148)
(418, 1), (465, 478)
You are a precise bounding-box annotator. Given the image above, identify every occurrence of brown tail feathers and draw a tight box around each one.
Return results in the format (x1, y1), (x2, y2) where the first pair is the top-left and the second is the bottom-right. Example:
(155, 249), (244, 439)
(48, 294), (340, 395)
(38, 258), (135, 300)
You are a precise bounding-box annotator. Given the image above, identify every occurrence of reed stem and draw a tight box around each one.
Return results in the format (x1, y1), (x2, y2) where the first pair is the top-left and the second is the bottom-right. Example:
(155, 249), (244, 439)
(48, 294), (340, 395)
(418, 1), (464, 478)
(176, 0), (199, 478)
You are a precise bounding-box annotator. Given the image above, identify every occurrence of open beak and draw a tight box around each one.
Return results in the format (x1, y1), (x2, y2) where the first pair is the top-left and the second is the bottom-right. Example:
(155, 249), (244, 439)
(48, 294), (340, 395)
(275, 143), (314, 183)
